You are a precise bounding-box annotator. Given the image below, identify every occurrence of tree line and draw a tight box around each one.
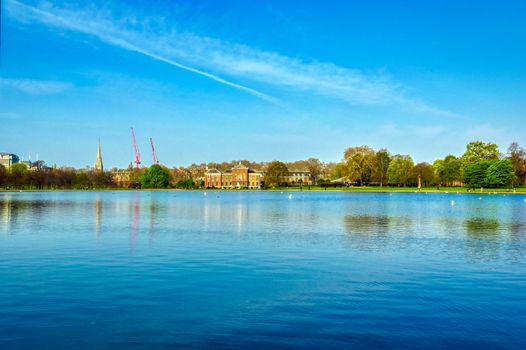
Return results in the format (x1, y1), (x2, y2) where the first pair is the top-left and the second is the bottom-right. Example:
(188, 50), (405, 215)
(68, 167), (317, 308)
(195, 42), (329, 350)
(1, 141), (525, 190)
(0, 162), (114, 190)
(335, 141), (525, 188)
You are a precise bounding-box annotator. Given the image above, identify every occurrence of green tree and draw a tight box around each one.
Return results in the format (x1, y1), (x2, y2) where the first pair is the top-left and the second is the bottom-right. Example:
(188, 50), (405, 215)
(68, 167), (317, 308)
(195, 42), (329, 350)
(485, 159), (516, 188)
(90, 171), (115, 189)
(410, 162), (435, 187)
(343, 145), (375, 185)
(372, 149), (391, 187)
(9, 163), (29, 188)
(387, 155), (414, 186)
(141, 164), (170, 188)
(433, 155), (462, 186)
(75, 171), (91, 189)
(332, 163), (348, 180)
(55, 168), (76, 189)
(462, 141), (499, 165)
(0, 164), (6, 188)
(175, 178), (196, 189)
(463, 160), (494, 189)
(264, 161), (289, 187)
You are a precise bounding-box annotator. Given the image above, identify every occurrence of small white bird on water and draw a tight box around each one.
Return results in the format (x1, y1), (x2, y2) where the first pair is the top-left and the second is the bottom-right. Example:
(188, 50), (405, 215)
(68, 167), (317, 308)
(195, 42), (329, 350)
(288, 194), (293, 200)
(204, 192), (207, 196)
(450, 200), (455, 207)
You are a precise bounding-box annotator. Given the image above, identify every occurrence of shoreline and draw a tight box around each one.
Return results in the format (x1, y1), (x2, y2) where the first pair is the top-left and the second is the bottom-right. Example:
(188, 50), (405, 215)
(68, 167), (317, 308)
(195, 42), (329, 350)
(1, 187), (525, 195)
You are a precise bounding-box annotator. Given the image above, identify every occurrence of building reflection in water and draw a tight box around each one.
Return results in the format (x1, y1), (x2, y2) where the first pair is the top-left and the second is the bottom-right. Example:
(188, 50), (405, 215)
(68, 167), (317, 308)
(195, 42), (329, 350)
(235, 200), (249, 234)
(202, 196), (249, 235)
(129, 192), (141, 251)
(95, 196), (102, 239)
(0, 197), (12, 234)
(1, 196), (48, 234)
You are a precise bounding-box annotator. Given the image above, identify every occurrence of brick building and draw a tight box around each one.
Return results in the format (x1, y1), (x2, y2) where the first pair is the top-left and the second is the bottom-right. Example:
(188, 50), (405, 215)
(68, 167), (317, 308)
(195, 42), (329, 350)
(205, 163), (264, 189)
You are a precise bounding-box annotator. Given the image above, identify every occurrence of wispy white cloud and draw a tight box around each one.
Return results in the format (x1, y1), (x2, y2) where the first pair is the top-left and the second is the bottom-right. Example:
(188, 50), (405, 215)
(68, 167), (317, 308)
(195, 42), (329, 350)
(0, 78), (73, 95)
(6, 0), (456, 116)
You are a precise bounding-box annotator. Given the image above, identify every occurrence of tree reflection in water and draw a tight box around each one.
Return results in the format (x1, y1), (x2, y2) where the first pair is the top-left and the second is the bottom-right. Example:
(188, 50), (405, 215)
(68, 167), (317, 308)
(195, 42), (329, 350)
(463, 217), (502, 262)
(464, 218), (500, 236)
(343, 214), (412, 252)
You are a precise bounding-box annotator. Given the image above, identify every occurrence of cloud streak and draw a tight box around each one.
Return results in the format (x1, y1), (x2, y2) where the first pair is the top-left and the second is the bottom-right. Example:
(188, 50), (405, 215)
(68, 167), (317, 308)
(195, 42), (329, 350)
(6, 0), (456, 116)
(0, 78), (73, 95)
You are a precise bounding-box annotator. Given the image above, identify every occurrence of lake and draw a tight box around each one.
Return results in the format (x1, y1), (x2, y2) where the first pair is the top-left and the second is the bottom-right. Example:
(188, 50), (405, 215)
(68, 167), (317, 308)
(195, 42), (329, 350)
(1, 191), (525, 349)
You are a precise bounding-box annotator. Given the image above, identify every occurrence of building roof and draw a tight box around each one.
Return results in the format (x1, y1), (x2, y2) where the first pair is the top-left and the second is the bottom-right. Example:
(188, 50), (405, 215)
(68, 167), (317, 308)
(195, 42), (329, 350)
(206, 164), (263, 175)
(205, 168), (222, 174)
(330, 177), (346, 184)
(232, 162), (249, 169)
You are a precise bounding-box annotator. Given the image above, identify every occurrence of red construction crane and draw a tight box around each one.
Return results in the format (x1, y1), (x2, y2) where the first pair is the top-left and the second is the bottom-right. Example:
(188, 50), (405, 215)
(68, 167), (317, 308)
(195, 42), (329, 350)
(131, 127), (141, 169)
(150, 137), (159, 165)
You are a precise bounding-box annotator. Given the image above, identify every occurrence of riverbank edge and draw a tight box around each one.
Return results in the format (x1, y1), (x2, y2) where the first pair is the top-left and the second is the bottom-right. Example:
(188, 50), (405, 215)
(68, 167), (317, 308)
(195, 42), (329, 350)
(1, 187), (525, 194)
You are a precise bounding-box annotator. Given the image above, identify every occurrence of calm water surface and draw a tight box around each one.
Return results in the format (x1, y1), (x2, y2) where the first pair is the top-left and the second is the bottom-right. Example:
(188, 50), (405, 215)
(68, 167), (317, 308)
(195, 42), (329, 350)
(1, 191), (525, 349)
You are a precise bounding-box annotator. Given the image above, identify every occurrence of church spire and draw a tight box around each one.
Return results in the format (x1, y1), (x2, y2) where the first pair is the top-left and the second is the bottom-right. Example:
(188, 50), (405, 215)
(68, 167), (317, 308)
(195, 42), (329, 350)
(95, 140), (103, 172)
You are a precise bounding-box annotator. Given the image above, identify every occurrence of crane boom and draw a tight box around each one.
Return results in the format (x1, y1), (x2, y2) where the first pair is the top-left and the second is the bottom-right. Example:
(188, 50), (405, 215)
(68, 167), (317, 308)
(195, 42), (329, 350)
(131, 127), (141, 169)
(150, 137), (159, 165)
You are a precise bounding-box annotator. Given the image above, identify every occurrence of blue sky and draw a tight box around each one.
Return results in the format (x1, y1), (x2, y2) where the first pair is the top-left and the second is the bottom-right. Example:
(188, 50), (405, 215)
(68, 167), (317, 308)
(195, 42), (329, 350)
(1, 0), (525, 168)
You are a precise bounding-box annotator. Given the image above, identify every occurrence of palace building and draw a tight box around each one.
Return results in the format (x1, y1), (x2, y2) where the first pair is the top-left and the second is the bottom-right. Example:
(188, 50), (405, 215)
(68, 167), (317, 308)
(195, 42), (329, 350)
(204, 163), (264, 189)
(204, 163), (313, 189)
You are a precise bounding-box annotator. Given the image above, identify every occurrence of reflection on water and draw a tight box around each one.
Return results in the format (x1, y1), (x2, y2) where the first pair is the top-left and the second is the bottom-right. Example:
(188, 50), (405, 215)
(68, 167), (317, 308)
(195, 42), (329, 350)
(0, 198), (11, 233)
(95, 196), (102, 238)
(465, 217), (500, 235)
(130, 192), (140, 250)
(1, 192), (526, 349)
(343, 214), (402, 252)
(0, 192), (524, 263)
(463, 217), (501, 262)
(344, 214), (410, 234)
